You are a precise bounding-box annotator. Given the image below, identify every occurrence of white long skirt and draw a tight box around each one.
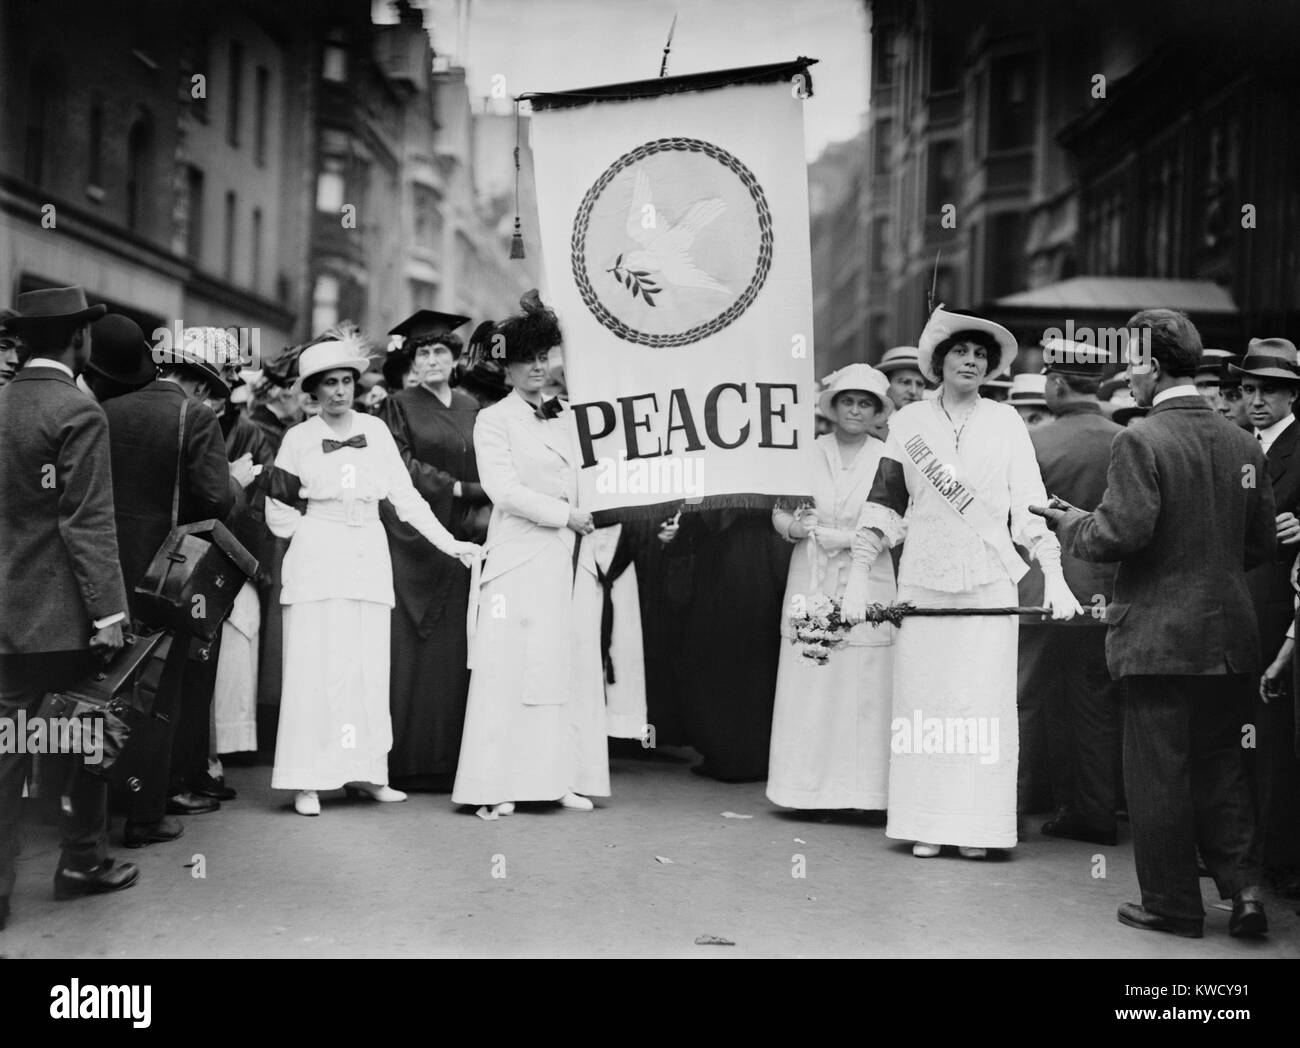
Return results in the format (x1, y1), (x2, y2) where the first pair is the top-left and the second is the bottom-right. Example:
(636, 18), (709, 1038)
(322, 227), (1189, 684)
(453, 543), (610, 806)
(271, 598), (393, 791)
(212, 581), (259, 755)
(885, 579), (1019, 849)
(766, 641), (893, 810)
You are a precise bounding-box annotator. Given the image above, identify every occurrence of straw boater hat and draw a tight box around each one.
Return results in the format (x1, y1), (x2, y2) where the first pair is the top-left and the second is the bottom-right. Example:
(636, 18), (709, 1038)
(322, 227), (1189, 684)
(1008, 372), (1047, 408)
(295, 339), (372, 393)
(916, 306), (1018, 382)
(1227, 338), (1300, 383)
(876, 346), (924, 377)
(816, 363), (894, 421)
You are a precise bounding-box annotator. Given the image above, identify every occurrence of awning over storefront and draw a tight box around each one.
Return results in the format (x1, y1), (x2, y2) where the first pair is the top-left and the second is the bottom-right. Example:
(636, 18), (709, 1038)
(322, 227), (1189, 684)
(996, 276), (1237, 314)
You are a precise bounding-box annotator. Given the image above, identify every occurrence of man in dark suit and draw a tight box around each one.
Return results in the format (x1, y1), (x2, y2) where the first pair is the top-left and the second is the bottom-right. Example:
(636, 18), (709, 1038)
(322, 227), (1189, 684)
(1018, 344), (1123, 844)
(1231, 338), (1300, 890)
(0, 287), (139, 930)
(103, 327), (240, 844)
(1033, 308), (1274, 940)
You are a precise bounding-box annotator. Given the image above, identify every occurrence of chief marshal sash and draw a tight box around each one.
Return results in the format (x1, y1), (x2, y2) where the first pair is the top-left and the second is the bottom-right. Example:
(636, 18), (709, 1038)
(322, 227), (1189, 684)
(892, 420), (1028, 584)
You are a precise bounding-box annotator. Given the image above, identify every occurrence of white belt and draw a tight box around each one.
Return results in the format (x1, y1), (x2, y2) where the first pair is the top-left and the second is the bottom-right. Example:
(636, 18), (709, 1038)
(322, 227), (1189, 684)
(306, 499), (379, 526)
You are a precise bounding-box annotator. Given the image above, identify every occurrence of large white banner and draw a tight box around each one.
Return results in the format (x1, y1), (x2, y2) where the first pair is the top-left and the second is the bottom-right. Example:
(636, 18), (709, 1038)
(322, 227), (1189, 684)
(529, 65), (817, 518)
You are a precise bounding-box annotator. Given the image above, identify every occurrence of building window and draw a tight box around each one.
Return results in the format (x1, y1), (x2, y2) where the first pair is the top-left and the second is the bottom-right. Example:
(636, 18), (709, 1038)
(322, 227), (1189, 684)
(223, 190), (237, 281)
(323, 28), (348, 83)
(126, 112), (154, 233)
(988, 211), (1028, 298)
(227, 41), (243, 147)
(929, 27), (962, 93)
(873, 119), (893, 176)
(871, 216), (890, 274)
(312, 273), (340, 335)
(927, 140), (960, 214)
(872, 26), (896, 88)
(254, 66), (269, 167)
(316, 156), (345, 212)
(184, 165), (204, 259)
(24, 63), (57, 185)
(251, 207), (263, 289)
(408, 279), (437, 311)
(989, 54), (1035, 152)
(87, 97), (105, 187)
(868, 314), (890, 358)
(190, 32), (210, 123)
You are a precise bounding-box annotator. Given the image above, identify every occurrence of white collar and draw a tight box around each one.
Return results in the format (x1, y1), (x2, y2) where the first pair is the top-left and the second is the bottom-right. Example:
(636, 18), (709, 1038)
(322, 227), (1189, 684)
(1256, 414), (1295, 443)
(23, 357), (74, 379)
(1152, 385), (1201, 406)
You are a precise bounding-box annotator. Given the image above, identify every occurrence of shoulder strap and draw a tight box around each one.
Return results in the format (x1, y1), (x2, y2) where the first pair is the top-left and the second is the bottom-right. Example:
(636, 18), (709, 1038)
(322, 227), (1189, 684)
(171, 398), (188, 529)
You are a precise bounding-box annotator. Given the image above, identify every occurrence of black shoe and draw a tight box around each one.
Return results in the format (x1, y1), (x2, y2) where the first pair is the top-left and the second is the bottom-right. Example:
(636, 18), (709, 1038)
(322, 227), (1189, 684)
(124, 815), (185, 848)
(1228, 889), (1268, 938)
(1042, 813), (1117, 847)
(1116, 901), (1203, 938)
(166, 791), (220, 815)
(53, 858), (140, 900)
(191, 776), (236, 801)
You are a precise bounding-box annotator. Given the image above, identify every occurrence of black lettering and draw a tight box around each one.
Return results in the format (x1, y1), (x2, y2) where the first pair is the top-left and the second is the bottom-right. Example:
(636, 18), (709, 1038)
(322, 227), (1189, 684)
(571, 400), (616, 468)
(664, 387), (705, 454)
(704, 382), (749, 449)
(618, 392), (662, 460)
(756, 382), (798, 449)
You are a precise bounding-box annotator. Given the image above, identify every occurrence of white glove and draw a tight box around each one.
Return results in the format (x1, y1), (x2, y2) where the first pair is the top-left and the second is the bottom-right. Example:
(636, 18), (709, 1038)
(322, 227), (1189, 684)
(1042, 571), (1082, 621)
(811, 526), (854, 552)
(840, 529), (886, 624)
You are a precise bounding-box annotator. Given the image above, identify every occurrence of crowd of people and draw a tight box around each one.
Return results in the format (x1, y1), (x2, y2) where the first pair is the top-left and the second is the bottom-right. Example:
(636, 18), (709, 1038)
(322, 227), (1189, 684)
(1, 284), (1296, 945)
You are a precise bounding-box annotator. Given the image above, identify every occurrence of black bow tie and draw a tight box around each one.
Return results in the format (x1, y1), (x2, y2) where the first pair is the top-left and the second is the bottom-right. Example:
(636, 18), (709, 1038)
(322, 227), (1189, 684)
(534, 397), (563, 421)
(322, 434), (367, 453)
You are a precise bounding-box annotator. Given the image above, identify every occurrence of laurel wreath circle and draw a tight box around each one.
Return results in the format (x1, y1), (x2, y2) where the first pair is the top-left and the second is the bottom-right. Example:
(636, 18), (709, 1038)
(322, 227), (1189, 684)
(571, 137), (774, 348)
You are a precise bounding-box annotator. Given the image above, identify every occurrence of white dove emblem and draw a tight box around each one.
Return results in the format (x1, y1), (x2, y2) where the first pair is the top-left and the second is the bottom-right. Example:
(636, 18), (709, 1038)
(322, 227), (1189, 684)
(613, 168), (730, 299)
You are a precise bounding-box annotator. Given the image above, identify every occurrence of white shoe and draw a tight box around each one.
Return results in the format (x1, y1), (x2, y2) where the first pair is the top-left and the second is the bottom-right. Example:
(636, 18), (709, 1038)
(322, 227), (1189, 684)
(494, 802), (515, 817)
(958, 846), (987, 860)
(294, 791), (320, 816)
(558, 792), (594, 811)
(912, 841), (941, 858)
(345, 782), (407, 803)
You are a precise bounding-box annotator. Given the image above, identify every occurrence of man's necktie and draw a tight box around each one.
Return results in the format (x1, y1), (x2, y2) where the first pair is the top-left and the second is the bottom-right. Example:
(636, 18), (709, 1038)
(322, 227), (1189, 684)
(534, 397), (563, 421)
(322, 434), (368, 453)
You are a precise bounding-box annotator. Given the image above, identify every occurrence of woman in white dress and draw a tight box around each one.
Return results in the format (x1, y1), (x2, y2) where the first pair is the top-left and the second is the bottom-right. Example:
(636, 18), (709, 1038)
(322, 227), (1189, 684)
(453, 292), (610, 816)
(767, 364), (898, 811)
(842, 308), (1081, 858)
(266, 340), (479, 816)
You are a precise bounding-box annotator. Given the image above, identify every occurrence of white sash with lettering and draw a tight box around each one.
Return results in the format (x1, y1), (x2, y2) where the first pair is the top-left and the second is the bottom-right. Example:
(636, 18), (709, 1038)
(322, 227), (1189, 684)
(893, 425), (1028, 584)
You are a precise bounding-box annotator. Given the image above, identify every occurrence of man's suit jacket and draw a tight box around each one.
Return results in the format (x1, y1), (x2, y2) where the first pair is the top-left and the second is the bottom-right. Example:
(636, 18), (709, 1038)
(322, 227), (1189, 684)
(1247, 417), (1300, 652)
(1057, 394), (1276, 678)
(0, 367), (129, 653)
(1019, 402), (1122, 626)
(103, 381), (237, 610)
(474, 391), (596, 586)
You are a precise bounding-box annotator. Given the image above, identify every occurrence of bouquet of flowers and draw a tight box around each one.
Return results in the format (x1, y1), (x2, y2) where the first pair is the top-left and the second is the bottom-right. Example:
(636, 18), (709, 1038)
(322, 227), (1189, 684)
(787, 592), (852, 665)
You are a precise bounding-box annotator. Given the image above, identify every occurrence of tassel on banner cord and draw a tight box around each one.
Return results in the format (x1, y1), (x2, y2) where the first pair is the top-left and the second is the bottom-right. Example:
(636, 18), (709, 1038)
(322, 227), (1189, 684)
(509, 97), (525, 259)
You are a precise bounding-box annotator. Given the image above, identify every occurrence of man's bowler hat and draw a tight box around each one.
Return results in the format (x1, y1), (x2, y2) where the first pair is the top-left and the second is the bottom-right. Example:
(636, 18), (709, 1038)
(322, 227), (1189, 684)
(7, 286), (106, 329)
(87, 314), (158, 386)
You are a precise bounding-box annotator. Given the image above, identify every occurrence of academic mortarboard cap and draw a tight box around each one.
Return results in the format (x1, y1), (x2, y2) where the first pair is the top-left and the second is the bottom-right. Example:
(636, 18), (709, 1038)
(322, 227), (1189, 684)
(387, 310), (472, 345)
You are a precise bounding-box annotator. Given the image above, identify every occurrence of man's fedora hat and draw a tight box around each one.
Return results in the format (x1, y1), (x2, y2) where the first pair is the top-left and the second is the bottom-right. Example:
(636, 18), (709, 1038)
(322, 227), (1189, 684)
(295, 340), (372, 394)
(6, 286), (106, 329)
(1009, 372), (1048, 407)
(86, 314), (157, 386)
(817, 362), (894, 421)
(1228, 338), (1300, 383)
(876, 345), (924, 376)
(917, 306), (1017, 383)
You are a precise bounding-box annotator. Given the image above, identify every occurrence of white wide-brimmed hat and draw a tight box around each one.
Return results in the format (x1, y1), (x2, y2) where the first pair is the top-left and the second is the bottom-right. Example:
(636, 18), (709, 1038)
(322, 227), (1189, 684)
(916, 306), (1018, 382)
(295, 340), (372, 393)
(816, 362), (894, 420)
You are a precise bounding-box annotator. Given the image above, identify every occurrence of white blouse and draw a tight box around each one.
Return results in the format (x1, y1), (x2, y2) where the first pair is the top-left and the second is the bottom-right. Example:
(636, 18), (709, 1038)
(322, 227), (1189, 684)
(861, 396), (1058, 593)
(266, 412), (459, 606)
